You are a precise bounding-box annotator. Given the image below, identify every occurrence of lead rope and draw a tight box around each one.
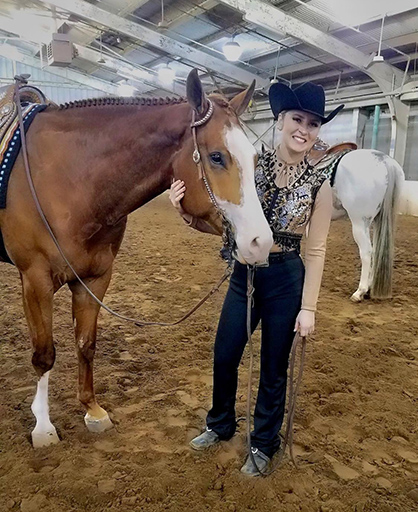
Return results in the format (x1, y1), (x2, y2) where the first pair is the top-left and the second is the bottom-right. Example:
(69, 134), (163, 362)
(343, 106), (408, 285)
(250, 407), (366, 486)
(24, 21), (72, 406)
(245, 265), (307, 476)
(13, 77), (230, 327)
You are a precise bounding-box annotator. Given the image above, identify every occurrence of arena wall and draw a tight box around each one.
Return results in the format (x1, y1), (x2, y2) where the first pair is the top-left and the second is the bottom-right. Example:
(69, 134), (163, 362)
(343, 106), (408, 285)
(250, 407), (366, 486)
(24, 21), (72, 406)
(399, 181), (418, 216)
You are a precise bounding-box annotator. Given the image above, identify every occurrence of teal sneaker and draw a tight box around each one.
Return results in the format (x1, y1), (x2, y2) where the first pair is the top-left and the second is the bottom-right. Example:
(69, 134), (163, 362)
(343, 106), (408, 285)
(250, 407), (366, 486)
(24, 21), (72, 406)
(190, 427), (220, 451)
(240, 447), (270, 476)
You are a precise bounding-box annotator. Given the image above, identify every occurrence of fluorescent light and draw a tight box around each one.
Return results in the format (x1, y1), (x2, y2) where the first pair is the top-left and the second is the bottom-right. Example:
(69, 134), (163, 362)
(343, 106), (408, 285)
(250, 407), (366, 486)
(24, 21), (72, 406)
(117, 81), (136, 96)
(223, 40), (242, 62)
(158, 65), (175, 85)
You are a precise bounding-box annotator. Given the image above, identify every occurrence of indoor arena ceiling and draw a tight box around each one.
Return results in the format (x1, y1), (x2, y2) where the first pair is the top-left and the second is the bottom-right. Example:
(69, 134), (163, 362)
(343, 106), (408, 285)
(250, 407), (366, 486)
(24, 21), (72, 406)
(0, 0), (417, 106)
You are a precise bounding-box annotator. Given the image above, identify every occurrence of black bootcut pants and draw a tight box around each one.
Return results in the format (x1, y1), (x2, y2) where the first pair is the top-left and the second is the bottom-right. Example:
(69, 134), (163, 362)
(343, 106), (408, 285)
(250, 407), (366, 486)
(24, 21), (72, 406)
(206, 251), (304, 458)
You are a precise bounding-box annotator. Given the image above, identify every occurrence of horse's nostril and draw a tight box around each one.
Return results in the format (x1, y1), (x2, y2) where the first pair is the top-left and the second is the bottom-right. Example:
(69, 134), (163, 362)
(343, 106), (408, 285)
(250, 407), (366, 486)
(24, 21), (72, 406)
(250, 237), (260, 249)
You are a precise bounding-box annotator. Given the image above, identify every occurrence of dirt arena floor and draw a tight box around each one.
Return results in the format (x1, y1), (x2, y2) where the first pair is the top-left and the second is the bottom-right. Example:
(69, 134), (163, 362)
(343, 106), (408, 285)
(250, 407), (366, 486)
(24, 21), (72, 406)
(0, 195), (417, 512)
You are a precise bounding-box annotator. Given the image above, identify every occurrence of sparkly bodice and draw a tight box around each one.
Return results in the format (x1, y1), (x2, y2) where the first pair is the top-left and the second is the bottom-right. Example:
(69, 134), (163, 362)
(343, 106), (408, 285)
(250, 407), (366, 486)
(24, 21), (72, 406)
(255, 148), (329, 252)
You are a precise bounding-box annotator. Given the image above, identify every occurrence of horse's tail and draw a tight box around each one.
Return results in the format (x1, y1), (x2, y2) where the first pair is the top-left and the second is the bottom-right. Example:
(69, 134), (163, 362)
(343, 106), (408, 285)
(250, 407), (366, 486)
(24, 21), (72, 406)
(370, 157), (404, 299)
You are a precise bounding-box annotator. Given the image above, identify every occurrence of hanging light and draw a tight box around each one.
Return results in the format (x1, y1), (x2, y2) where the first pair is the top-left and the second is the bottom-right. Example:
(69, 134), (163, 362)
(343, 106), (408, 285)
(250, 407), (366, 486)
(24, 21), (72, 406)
(270, 46), (281, 83)
(118, 80), (136, 96)
(372, 15), (385, 63)
(223, 37), (242, 62)
(97, 33), (106, 64)
(158, 64), (175, 85)
(157, 0), (168, 28)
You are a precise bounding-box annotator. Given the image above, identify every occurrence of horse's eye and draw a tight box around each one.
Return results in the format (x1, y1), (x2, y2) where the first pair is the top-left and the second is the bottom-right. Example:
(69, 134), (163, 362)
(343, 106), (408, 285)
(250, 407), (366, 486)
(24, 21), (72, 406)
(209, 152), (225, 167)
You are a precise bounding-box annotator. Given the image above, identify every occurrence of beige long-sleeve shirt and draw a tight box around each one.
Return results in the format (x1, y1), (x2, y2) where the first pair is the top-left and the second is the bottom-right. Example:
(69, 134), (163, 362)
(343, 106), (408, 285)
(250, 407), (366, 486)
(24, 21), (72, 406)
(300, 179), (332, 311)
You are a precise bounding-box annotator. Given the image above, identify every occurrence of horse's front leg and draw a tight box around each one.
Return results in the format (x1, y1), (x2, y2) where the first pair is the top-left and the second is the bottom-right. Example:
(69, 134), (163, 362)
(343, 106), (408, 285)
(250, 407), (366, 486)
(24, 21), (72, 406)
(21, 269), (60, 448)
(69, 270), (113, 433)
(350, 216), (373, 302)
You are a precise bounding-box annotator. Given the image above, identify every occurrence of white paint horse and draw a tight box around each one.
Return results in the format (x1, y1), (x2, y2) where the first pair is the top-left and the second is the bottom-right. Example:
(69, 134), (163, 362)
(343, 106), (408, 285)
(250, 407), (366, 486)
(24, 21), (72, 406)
(332, 149), (405, 302)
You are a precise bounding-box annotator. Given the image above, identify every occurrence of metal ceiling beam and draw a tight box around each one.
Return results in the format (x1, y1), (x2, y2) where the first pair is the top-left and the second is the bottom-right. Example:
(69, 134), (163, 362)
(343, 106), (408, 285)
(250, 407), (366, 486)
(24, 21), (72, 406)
(244, 23), (418, 81)
(39, 0), (270, 88)
(254, 35), (418, 80)
(0, 17), (122, 94)
(246, 21), (418, 64)
(165, 0), (219, 30)
(284, 50), (417, 85)
(0, 43), (118, 94)
(356, 33), (418, 55)
(74, 44), (187, 95)
(219, 0), (406, 92)
(117, 0), (150, 17)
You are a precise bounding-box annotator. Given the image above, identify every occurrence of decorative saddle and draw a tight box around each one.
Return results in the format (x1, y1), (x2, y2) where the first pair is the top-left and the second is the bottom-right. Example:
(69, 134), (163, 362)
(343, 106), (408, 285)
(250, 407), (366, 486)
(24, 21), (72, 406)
(0, 77), (55, 263)
(0, 77), (54, 210)
(307, 138), (358, 186)
(308, 138), (358, 166)
(0, 79), (55, 143)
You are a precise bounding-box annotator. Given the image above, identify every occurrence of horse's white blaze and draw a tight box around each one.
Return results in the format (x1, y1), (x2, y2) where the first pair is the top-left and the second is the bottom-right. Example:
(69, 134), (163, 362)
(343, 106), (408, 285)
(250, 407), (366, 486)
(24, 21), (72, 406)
(218, 126), (272, 265)
(31, 371), (59, 448)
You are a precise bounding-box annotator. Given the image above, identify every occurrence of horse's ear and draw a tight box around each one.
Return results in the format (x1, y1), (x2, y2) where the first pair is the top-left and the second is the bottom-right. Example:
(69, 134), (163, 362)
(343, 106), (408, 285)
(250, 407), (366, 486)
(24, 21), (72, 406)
(229, 80), (255, 117)
(186, 69), (207, 115)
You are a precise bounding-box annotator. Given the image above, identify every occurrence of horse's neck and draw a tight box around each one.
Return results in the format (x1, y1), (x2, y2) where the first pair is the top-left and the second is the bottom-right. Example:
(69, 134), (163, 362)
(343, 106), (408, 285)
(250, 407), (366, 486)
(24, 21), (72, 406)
(64, 103), (191, 223)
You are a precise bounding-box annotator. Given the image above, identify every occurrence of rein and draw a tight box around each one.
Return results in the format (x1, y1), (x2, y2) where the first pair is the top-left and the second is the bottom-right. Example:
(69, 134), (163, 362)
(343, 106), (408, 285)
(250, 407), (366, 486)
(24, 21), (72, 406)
(245, 266), (306, 476)
(13, 75), (229, 328)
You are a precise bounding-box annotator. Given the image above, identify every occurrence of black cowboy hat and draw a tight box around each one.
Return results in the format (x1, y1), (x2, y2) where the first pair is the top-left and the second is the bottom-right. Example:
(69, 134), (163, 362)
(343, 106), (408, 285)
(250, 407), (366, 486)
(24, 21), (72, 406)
(269, 82), (344, 124)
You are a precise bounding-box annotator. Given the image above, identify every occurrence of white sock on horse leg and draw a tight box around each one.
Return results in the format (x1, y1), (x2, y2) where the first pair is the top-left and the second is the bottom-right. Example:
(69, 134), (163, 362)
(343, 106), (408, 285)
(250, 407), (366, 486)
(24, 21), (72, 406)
(31, 371), (59, 448)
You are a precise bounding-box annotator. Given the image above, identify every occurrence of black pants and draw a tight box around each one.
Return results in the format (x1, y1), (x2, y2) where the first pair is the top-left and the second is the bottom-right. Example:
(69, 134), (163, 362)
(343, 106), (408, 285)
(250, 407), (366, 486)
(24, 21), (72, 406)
(206, 252), (304, 458)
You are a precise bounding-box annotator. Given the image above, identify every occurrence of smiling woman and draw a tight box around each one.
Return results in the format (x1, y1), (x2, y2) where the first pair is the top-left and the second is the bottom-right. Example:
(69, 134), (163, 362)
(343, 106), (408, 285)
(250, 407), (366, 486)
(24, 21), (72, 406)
(275, 110), (321, 166)
(169, 80), (345, 476)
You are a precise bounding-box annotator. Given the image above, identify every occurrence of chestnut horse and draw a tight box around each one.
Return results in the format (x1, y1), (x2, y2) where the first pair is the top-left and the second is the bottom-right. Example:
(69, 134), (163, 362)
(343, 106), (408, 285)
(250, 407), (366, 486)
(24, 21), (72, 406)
(0, 69), (273, 447)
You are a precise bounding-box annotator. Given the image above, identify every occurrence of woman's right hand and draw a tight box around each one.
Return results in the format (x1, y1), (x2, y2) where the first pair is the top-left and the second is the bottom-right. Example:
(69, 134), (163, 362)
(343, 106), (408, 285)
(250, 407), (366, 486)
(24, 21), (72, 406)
(169, 180), (186, 212)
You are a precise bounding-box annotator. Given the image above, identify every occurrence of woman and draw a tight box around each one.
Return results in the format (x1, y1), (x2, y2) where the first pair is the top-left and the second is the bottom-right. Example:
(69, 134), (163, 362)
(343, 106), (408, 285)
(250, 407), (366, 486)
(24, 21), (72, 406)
(170, 82), (344, 476)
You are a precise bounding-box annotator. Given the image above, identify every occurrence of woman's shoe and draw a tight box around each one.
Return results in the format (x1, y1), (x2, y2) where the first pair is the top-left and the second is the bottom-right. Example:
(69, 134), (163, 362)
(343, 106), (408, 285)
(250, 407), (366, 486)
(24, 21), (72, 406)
(240, 447), (270, 476)
(189, 427), (220, 450)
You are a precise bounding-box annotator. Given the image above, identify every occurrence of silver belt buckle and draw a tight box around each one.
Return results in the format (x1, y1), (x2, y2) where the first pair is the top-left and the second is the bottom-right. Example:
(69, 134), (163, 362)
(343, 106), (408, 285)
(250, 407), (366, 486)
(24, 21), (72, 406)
(255, 259), (270, 268)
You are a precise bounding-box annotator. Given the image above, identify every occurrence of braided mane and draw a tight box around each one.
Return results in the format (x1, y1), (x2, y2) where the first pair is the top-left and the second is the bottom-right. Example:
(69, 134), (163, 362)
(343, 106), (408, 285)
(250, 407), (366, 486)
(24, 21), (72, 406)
(59, 95), (187, 110)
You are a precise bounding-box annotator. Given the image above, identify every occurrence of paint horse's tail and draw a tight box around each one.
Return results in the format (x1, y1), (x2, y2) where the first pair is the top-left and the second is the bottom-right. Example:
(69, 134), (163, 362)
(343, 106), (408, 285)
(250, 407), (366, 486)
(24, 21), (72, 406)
(370, 157), (404, 299)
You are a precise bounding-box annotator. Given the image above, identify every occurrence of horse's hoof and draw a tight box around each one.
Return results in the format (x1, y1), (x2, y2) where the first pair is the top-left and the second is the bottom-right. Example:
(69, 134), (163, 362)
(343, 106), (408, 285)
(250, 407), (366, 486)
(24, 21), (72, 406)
(350, 292), (363, 303)
(31, 426), (60, 448)
(84, 412), (113, 433)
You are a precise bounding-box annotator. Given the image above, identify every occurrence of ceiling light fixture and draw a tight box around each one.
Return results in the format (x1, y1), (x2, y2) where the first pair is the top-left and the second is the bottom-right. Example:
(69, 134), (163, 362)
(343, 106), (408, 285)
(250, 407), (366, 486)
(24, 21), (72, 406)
(158, 64), (175, 85)
(222, 35), (242, 62)
(372, 15), (385, 63)
(118, 80), (136, 96)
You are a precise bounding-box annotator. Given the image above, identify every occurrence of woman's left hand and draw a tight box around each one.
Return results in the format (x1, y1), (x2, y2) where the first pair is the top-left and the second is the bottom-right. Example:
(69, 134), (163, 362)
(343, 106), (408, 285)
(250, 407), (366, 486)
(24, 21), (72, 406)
(169, 180), (186, 213)
(294, 310), (315, 337)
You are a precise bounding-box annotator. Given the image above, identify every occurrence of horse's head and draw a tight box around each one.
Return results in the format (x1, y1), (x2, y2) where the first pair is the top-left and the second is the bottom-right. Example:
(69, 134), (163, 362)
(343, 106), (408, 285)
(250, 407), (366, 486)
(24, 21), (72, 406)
(173, 69), (273, 265)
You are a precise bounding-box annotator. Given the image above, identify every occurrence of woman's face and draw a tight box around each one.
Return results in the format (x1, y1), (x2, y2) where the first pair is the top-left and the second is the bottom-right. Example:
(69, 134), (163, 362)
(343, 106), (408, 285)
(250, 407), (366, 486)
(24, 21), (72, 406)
(278, 110), (321, 156)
